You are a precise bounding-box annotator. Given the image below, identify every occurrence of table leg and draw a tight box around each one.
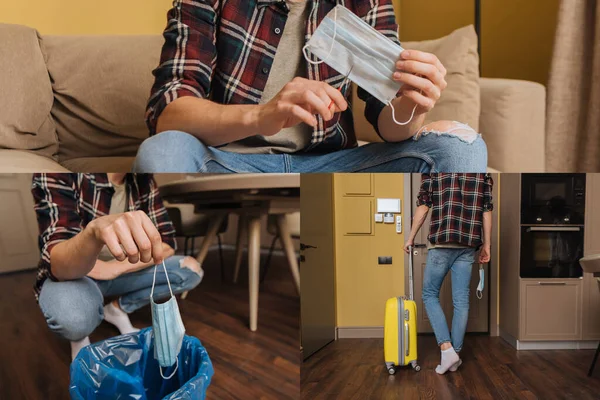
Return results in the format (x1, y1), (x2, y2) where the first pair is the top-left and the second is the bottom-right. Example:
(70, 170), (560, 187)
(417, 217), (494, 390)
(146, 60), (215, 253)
(275, 214), (301, 295)
(233, 215), (247, 284)
(247, 215), (261, 332)
(181, 213), (225, 300)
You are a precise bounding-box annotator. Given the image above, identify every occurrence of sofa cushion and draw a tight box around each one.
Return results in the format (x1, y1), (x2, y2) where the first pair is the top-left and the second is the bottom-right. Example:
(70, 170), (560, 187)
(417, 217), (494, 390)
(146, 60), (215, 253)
(60, 157), (135, 173)
(354, 25), (481, 143)
(0, 150), (68, 173)
(0, 24), (58, 158)
(43, 35), (163, 162)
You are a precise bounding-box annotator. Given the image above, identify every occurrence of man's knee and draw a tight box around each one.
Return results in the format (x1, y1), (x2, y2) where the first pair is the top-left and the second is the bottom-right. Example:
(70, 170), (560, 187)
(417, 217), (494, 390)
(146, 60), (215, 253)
(416, 120), (480, 144)
(134, 130), (206, 172)
(177, 256), (204, 290)
(39, 278), (104, 341)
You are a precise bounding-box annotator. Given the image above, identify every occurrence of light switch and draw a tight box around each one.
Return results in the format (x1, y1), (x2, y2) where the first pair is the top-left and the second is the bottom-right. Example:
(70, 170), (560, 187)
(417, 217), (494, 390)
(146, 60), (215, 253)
(375, 213), (383, 223)
(396, 215), (402, 233)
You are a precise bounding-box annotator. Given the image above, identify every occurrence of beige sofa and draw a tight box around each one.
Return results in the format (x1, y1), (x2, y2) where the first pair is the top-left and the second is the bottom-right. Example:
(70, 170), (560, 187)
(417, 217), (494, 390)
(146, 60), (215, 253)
(0, 24), (546, 173)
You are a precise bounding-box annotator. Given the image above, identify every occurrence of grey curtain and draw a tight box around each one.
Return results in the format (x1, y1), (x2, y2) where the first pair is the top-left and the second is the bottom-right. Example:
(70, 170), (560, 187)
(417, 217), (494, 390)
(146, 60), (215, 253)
(547, 0), (600, 172)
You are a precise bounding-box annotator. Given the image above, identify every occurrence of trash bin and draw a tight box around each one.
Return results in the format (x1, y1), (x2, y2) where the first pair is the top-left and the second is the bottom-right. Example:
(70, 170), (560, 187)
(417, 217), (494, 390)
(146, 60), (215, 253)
(70, 327), (213, 400)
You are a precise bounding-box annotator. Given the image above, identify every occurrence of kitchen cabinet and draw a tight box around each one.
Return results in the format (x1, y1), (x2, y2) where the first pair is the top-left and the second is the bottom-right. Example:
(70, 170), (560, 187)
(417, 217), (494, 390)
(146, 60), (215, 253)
(583, 174), (600, 340)
(519, 280), (582, 341)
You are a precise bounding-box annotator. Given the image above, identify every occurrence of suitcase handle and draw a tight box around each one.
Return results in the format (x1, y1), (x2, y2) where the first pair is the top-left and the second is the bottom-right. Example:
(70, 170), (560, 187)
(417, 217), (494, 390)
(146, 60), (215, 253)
(405, 322), (410, 357)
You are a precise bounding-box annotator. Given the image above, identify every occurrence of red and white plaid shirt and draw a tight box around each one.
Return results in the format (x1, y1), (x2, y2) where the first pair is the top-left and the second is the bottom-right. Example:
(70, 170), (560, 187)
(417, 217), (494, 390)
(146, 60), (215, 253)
(146, 0), (400, 152)
(417, 173), (494, 248)
(31, 174), (176, 300)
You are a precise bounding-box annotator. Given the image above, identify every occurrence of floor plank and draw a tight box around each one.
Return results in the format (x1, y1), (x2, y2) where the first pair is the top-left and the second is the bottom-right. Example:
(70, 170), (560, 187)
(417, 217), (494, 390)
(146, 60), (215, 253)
(0, 249), (300, 400)
(301, 336), (600, 400)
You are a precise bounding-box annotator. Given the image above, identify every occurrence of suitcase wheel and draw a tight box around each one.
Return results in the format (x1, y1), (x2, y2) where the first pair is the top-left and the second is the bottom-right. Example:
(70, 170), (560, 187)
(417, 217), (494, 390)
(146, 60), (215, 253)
(387, 367), (396, 375)
(414, 365), (421, 372)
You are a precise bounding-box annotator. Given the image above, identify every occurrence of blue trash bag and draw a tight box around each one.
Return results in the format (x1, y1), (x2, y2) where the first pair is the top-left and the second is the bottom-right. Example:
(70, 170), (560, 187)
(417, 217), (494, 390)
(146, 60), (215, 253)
(69, 327), (213, 400)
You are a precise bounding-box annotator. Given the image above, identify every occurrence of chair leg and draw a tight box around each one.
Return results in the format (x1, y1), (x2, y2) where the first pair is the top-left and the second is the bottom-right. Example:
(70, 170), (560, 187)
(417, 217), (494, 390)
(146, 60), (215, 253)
(247, 216), (262, 332)
(261, 235), (279, 283)
(184, 237), (189, 256)
(233, 215), (247, 284)
(589, 341), (600, 377)
(218, 234), (225, 282)
(191, 237), (196, 257)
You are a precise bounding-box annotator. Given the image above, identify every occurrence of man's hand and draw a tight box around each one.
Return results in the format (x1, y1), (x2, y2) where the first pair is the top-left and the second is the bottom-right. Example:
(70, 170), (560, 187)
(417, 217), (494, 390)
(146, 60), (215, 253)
(403, 238), (415, 254)
(479, 244), (491, 264)
(87, 211), (164, 264)
(393, 50), (447, 114)
(256, 77), (348, 136)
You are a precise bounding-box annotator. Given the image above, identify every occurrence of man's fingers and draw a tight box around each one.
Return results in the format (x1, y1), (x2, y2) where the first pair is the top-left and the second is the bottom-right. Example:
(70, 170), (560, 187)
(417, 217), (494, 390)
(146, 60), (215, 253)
(393, 72), (440, 100)
(114, 218), (140, 264)
(129, 214), (154, 264)
(400, 89), (435, 111)
(395, 60), (446, 89)
(320, 82), (348, 112)
(101, 227), (127, 262)
(141, 214), (164, 263)
(290, 90), (332, 121)
(289, 104), (318, 127)
(400, 50), (446, 76)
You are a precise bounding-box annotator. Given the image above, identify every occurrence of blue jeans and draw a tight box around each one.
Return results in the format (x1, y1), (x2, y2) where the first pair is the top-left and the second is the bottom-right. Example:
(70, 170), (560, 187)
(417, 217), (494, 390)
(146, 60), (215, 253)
(38, 256), (202, 341)
(132, 129), (487, 173)
(422, 248), (476, 352)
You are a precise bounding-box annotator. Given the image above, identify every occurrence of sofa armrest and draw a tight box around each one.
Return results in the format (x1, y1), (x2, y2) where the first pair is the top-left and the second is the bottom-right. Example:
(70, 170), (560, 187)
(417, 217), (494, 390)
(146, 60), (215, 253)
(0, 150), (70, 172)
(480, 78), (546, 172)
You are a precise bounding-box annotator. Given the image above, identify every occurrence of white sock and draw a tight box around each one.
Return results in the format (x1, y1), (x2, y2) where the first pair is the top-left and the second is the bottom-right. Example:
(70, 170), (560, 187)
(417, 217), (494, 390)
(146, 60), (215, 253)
(435, 346), (460, 375)
(103, 301), (140, 335)
(449, 358), (462, 372)
(71, 336), (90, 361)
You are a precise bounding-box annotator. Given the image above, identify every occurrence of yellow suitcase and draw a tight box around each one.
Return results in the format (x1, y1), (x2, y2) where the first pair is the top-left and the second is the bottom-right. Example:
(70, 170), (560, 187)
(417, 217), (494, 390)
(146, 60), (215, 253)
(384, 248), (420, 375)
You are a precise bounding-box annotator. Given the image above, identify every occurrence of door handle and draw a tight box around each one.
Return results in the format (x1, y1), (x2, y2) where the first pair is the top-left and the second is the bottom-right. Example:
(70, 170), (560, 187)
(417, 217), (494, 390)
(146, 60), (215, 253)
(300, 243), (317, 251)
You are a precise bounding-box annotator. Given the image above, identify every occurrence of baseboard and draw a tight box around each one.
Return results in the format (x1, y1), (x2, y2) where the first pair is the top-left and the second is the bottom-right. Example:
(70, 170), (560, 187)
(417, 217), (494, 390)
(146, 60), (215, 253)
(337, 326), (384, 338)
(516, 340), (600, 350)
(500, 329), (599, 350)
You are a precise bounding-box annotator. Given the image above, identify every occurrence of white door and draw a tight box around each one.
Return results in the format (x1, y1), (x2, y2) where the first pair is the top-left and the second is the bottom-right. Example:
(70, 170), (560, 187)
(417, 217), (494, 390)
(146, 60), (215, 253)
(0, 174), (40, 273)
(409, 174), (491, 333)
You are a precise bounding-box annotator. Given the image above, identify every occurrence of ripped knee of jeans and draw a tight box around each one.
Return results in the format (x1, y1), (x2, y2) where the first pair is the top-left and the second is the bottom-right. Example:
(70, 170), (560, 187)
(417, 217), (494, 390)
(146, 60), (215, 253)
(179, 256), (204, 278)
(413, 120), (480, 144)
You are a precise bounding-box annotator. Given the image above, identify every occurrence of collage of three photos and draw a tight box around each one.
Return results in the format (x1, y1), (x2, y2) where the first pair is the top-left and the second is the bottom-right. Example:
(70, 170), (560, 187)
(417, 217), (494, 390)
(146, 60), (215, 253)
(1, 0), (599, 399)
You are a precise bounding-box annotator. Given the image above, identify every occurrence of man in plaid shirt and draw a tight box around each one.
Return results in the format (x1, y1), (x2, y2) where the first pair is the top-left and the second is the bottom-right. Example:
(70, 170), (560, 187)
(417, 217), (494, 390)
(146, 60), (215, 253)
(32, 174), (203, 360)
(404, 173), (493, 374)
(133, 0), (486, 173)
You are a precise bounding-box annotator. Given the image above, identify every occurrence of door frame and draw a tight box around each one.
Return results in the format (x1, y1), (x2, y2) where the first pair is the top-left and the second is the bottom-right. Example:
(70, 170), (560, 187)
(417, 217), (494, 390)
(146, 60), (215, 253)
(403, 173), (500, 336)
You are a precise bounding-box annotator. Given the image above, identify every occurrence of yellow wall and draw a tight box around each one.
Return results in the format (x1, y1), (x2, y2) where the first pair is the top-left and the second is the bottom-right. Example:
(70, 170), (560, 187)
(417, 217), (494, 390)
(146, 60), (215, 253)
(0, 0), (170, 35)
(333, 174), (406, 327)
(394, 0), (560, 85)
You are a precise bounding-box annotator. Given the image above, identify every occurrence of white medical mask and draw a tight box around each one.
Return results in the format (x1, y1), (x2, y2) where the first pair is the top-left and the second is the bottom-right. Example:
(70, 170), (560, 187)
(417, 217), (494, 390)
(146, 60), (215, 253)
(302, 5), (418, 125)
(150, 260), (186, 379)
(476, 264), (484, 299)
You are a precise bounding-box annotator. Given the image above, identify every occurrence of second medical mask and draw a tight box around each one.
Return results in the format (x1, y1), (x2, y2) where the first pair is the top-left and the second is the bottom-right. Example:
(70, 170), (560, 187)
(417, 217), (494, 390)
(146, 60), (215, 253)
(476, 264), (484, 300)
(150, 260), (186, 379)
(303, 5), (418, 125)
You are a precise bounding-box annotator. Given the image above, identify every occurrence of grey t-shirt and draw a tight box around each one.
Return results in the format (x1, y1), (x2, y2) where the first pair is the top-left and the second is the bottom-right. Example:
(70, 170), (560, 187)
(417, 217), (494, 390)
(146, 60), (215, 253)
(97, 182), (127, 261)
(221, 0), (313, 154)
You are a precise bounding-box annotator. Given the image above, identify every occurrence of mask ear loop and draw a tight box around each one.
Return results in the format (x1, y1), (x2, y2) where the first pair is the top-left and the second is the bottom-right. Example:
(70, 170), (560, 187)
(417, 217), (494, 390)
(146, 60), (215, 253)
(476, 264), (484, 300)
(151, 260), (174, 301)
(302, 6), (338, 65)
(151, 260), (179, 380)
(388, 99), (419, 126)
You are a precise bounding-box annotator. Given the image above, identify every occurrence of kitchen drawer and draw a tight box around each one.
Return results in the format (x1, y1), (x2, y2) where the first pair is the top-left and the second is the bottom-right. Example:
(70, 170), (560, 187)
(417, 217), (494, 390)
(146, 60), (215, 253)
(519, 280), (582, 341)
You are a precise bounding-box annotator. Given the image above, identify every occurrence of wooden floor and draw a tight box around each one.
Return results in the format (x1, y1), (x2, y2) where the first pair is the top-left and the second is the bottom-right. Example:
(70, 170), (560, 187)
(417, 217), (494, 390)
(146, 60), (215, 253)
(0, 249), (300, 400)
(302, 336), (600, 400)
